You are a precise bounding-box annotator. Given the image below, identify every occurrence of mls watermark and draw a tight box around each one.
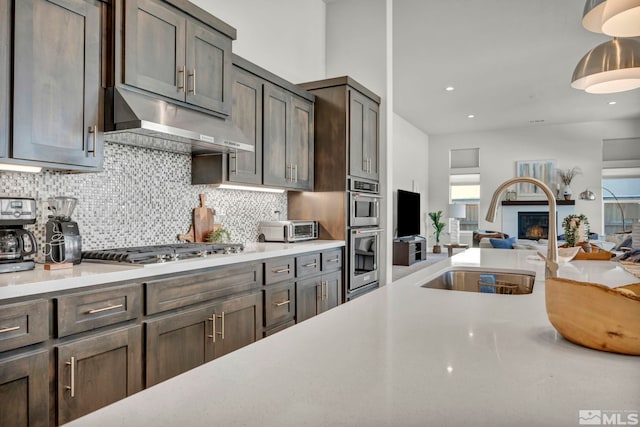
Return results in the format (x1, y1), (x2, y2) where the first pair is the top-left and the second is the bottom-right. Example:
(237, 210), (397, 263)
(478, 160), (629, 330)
(579, 410), (639, 425)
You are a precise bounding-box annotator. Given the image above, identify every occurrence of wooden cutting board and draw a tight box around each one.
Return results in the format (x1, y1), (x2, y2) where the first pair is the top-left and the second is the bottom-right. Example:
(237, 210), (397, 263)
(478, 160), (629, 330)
(193, 194), (214, 242)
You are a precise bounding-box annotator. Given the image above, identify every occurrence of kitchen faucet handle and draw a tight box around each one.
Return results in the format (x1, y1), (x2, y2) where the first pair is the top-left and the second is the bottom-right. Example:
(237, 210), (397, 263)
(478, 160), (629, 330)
(537, 251), (559, 278)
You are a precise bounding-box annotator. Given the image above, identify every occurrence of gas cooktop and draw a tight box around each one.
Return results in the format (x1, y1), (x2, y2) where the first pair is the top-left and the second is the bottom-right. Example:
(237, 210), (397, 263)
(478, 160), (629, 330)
(82, 243), (244, 265)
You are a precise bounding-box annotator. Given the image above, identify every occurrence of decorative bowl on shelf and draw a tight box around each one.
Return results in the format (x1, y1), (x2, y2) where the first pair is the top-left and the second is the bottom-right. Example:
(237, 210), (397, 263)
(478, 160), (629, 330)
(545, 278), (640, 355)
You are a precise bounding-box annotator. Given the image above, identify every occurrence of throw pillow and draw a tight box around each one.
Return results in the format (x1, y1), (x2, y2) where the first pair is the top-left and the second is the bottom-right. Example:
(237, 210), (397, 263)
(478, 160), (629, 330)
(490, 236), (516, 249)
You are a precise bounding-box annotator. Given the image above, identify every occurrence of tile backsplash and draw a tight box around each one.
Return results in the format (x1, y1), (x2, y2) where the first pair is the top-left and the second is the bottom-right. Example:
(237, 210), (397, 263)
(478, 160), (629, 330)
(0, 142), (287, 253)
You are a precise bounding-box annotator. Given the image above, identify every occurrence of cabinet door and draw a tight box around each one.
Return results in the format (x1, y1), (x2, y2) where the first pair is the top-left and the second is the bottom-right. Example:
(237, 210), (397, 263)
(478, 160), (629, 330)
(185, 20), (231, 115)
(349, 89), (379, 180)
(263, 82), (291, 187)
(145, 304), (216, 387)
(289, 95), (314, 190)
(124, 0), (186, 102)
(57, 325), (143, 425)
(229, 66), (263, 185)
(13, 0), (102, 168)
(295, 277), (320, 323)
(212, 292), (262, 359)
(0, 0), (8, 159)
(0, 350), (49, 427)
(319, 271), (341, 314)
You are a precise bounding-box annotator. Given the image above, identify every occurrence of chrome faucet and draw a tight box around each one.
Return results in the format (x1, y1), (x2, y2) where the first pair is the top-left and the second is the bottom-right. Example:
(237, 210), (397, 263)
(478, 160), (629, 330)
(485, 177), (559, 278)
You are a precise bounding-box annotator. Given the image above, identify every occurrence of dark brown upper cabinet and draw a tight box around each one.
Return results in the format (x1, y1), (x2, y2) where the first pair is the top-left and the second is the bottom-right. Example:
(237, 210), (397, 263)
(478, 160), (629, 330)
(123, 0), (232, 116)
(10, 0), (103, 170)
(263, 82), (314, 191)
(298, 77), (381, 191)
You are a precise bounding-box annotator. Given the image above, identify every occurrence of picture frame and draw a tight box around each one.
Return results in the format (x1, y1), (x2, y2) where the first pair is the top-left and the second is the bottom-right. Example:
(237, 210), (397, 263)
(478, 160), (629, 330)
(516, 159), (557, 199)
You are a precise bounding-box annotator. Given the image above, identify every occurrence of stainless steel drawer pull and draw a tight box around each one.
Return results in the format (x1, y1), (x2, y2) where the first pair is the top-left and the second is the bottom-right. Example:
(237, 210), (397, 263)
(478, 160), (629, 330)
(66, 357), (75, 398)
(188, 69), (196, 95)
(0, 325), (20, 333)
(217, 313), (225, 340)
(88, 125), (97, 157)
(208, 315), (216, 343)
(274, 300), (291, 307)
(273, 268), (290, 274)
(87, 304), (123, 314)
(327, 257), (340, 263)
(303, 262), (317, 268)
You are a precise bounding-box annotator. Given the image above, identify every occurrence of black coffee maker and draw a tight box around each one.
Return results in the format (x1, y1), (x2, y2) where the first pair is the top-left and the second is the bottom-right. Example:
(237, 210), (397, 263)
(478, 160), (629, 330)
(0, 197), (38, 273)
(45, 197), (82, 264)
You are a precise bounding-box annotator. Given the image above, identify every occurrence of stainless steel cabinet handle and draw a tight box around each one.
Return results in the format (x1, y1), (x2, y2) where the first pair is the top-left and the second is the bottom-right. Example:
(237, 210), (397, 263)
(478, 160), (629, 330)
(327, 257), (340, 263)
(217, 313), (225, 340)
(66, 357), (75, 398)
(274, 300), (291, 307)
(293, 164), (298, 183)
(0, 325), (20, 333)
(88, 125), (97, 157)
(363, 158), (368, 172)
(188, 69), (196, 95)
(87, 303), (123, 315)
(273, 268), (290, 274)
(303, 262), (317, 268)
(208, 315), (216, 342)
(177, 65), (186, 91)
(230, 150), (238, 175)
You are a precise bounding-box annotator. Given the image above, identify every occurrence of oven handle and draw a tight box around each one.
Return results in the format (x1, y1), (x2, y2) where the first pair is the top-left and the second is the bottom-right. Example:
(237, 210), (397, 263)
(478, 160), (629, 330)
(350, 192), (382, 199)
(351, 228), (383, 235)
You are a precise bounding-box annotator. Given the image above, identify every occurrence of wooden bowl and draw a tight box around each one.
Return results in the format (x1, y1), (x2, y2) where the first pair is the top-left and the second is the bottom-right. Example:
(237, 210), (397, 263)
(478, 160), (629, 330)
(545, 278), (640, 355)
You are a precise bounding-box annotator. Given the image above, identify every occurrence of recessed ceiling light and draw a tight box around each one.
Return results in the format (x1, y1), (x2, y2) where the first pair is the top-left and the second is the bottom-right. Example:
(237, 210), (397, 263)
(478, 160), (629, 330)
(445, 86), (455, 91)
(608, 101), (617, 105)
(467, 114), (475, 119)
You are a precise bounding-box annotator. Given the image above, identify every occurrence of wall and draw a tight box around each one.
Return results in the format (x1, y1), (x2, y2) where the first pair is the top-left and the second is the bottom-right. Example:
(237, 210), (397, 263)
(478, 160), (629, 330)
(189, 0), (326, 84)
(392, 113), (429, 238)
(325, 0), (392, 284)
(1, 142), (287, 256)
(428, 118), (640, 237)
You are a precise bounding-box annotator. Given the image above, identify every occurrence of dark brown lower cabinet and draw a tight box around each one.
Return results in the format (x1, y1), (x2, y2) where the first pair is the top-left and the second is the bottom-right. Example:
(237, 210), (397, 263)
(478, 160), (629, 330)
(146, 291), (262, 387)
(296, 271), (341, 323)
(56, 325), (143, 425)
(0, 349), (49, 427)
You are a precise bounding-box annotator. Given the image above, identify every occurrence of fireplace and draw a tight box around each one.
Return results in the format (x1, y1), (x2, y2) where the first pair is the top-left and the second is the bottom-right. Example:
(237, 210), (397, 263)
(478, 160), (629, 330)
(518, 212), (556, 239)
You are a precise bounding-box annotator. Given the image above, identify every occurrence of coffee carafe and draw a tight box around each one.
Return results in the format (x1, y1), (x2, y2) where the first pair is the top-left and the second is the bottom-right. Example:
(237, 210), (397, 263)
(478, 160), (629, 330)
(45, 197), (82, 264)
(0, 197), (38, 274)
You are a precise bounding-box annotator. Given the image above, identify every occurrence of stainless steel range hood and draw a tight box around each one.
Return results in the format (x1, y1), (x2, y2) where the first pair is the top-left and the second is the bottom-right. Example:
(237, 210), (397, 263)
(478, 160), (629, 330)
(104, 87), (254, 154)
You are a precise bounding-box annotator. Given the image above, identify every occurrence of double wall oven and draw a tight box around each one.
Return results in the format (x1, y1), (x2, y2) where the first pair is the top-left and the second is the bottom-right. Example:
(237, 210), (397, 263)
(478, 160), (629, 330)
(347, 178), (382, 299)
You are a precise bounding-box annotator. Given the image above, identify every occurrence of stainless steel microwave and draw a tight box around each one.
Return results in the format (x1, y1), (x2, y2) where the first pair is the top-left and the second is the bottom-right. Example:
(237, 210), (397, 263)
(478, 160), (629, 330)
(258, 220), (318, 243)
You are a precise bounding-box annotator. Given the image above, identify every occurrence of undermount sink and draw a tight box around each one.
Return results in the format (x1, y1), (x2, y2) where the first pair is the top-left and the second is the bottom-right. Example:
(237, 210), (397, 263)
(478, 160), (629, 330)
(422, 269), (535, 295)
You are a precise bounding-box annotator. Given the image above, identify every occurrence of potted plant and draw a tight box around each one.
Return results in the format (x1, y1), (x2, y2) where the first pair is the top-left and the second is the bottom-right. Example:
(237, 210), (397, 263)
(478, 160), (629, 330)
(428, 210), (446, 253)
(556, 167), (582, 200)
(562, 214), (590, 249)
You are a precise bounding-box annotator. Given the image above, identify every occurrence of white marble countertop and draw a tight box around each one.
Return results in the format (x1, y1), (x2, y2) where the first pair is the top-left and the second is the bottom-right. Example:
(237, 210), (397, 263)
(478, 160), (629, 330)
(65, 248), (640, 427)
(0, 240), (345, 301)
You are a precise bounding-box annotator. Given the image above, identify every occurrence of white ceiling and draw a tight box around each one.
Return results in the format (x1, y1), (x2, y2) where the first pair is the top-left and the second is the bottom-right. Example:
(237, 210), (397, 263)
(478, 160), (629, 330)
(392, 0), (640, 135)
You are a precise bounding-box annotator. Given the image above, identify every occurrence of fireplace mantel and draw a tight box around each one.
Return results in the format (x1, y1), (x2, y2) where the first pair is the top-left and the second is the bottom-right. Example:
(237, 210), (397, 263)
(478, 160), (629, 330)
(502, 200), (575, 206)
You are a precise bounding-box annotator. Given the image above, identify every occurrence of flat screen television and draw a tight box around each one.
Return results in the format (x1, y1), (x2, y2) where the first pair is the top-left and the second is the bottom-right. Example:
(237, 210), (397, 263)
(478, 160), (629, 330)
(397, 189), (421, 238)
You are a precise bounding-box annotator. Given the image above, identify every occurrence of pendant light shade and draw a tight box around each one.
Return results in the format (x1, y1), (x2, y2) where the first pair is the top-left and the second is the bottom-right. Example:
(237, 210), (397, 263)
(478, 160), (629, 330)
(582, 0), (607, 33)
(602, 0), (640, 37)
(571, 38), (640, 93)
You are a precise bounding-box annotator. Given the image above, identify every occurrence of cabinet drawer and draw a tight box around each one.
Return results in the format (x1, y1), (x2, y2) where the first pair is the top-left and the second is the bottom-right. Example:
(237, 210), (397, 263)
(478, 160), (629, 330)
(264, 319), (295, 337)
(146, 263), (262, 315)
(264, 257), (295, 285)
(296, 253), (321, 278)
(322, 249), (342, 272)
(56, 284), (141, 338)
(264, 282), (295, 328)
(0, 300), (48, 353)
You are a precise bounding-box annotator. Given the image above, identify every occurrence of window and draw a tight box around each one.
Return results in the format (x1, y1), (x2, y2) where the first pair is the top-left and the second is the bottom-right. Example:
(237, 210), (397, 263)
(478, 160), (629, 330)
(602, 175), (640, 235)
(450, 174), (480, 231)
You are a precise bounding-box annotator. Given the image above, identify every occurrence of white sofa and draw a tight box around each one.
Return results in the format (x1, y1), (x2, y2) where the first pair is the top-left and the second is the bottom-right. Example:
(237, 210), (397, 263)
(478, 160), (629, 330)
(479, 237), (616, 252)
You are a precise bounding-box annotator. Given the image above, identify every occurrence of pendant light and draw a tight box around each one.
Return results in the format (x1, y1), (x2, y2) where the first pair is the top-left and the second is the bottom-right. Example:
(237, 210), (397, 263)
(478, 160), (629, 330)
(571, 37), (640, 93)
(602, 0), (640, 37)
(582, 0), (607, 33)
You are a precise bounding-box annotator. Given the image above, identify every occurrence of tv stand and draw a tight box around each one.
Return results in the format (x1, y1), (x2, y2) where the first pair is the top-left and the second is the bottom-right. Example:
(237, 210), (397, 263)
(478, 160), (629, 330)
(393, 236), (427, 266)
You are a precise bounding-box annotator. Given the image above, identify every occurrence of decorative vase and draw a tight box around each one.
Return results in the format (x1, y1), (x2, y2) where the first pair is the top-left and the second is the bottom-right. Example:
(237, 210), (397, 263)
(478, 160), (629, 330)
(433, 245), (441, 254)
(563, 185), (572, 200)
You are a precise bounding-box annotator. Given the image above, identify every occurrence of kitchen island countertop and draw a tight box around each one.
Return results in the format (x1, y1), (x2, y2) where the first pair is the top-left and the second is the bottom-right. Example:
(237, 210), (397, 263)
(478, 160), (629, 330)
(65, 248), (640, 427)
(0, 240), (345, 301)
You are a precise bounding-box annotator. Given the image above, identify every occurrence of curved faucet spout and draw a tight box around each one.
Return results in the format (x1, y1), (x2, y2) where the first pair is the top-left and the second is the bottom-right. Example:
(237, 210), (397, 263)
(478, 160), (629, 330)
(485, 177), (558, 278)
